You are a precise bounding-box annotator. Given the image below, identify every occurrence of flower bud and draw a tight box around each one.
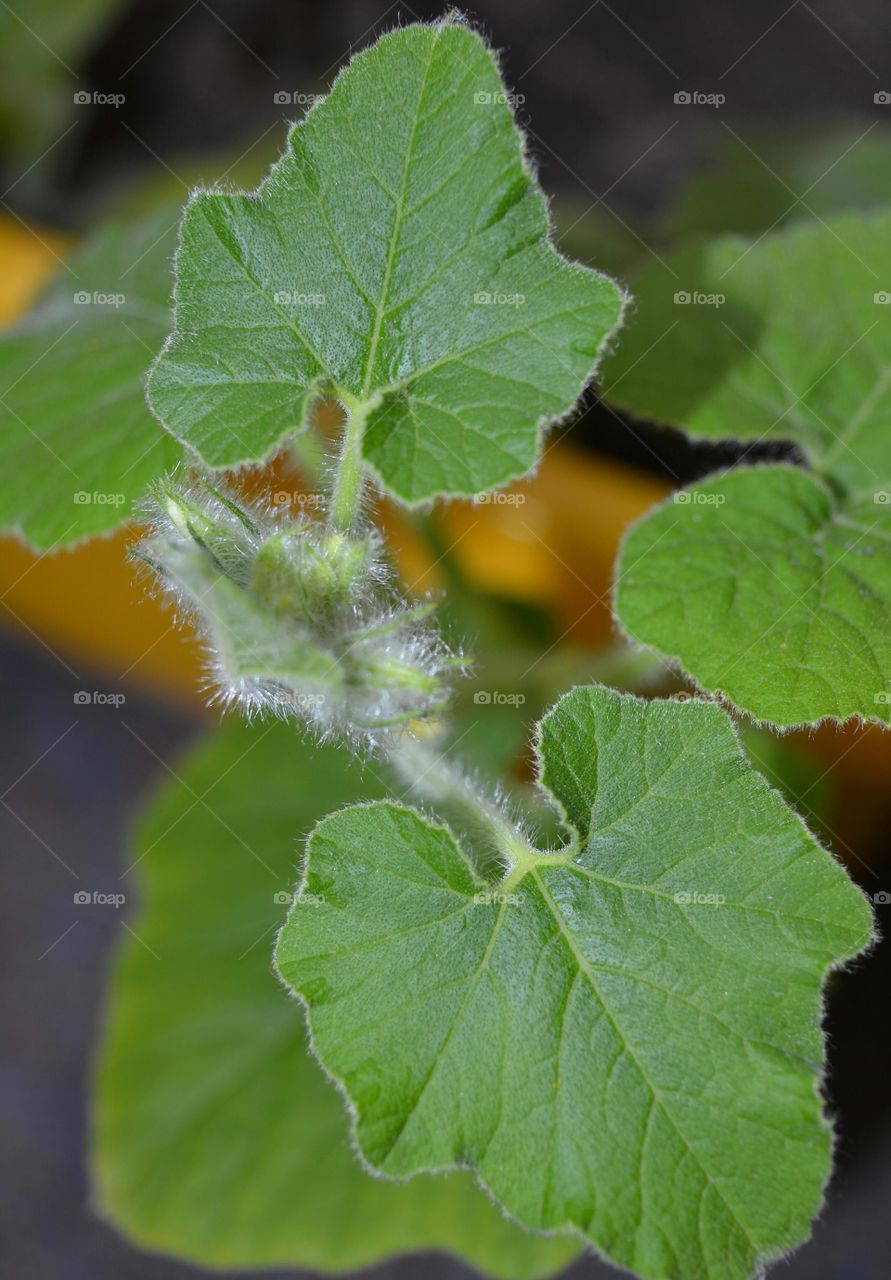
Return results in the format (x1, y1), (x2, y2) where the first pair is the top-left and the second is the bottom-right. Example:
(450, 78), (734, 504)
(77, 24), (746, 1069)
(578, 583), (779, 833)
(135, 472), (463, 745)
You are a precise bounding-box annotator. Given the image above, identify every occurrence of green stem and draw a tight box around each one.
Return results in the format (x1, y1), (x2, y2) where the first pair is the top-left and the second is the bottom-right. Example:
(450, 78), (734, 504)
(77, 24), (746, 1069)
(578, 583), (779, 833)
(328, 394), (370, 533)
(387, 734), (534, 879)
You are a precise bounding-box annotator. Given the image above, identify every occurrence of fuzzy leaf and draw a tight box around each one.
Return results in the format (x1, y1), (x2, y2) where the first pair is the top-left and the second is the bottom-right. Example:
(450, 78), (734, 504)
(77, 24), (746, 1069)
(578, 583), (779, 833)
(602, 213), (891, 727)
(276, 684), (872, 1280)
(616, 466), (891, 729)
(0, 205), (181, 549)
(147, 20), (625, 502)
(93, 719), (578, 1278)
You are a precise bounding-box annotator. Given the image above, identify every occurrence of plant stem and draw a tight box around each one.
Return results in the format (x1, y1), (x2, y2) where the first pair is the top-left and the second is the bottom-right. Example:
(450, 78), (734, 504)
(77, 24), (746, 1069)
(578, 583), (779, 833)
(328, 394), (370, 533)
(388, 732), (534, 879)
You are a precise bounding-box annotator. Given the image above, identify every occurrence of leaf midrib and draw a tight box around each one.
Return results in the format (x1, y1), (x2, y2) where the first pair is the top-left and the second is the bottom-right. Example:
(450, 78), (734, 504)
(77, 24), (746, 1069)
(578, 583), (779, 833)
(359, 26), (442, 400)
(527, 866), (759, 1256)
(377, 861), (762, 1255)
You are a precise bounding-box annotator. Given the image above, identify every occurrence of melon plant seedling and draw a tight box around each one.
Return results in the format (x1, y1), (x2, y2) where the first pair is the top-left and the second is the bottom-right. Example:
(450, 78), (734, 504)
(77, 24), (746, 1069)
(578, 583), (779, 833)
(0, 15), (882, 1280)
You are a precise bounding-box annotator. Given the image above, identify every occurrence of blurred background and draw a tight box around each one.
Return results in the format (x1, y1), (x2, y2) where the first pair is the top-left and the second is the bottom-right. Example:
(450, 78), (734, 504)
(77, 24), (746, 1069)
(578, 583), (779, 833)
(2, 1), (891, 1277)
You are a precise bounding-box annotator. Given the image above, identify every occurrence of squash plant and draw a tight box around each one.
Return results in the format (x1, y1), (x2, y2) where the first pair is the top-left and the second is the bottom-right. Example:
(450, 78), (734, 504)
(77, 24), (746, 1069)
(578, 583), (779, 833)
(0, 16), (883, 1280)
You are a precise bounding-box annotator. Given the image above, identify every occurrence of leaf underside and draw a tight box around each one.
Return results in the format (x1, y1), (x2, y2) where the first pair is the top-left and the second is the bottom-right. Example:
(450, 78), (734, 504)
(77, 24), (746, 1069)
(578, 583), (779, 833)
(277, 684), (872, 1280)
(92, 719), (578, 1279)
(602, 213), (891, 728)
(147, 20), (625, 502)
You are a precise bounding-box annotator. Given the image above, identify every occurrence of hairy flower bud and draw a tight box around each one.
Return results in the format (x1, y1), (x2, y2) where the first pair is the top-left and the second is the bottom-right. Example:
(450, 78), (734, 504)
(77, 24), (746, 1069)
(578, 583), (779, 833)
(134, 473), (463, 744)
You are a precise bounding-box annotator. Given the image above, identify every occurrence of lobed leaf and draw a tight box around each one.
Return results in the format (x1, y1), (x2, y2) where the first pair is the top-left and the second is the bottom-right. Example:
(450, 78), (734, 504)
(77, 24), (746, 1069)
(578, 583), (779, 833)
(147, 19), (625, 503)
(277, 684), (872, 1280)
(601, 213), (891, 727)
(615, 466), (891, 729)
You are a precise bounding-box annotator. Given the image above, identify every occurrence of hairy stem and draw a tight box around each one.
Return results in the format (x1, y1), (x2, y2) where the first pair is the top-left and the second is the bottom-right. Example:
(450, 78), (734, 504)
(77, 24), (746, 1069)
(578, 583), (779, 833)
(328, 394), (370, 533)
(388, 732), (534, 879)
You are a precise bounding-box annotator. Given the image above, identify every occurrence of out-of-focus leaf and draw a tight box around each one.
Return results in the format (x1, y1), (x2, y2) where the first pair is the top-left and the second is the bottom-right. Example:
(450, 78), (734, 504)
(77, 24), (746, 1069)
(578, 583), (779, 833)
(0, 204), (181, 549)
(93, 719), (579, 1277)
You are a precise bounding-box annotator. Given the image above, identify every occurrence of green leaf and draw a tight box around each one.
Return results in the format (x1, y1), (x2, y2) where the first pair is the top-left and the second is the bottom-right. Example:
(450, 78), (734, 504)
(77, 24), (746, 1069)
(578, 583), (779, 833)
(604, 212), (891, 493)
(668, 126), (891, 240)
(147, 19), (625, 502)
(0, 205), (181, 549)
(93, 718), (578, 1278)
(616, 466), (891, 729)
(276, 684), (872, 1280)
(602, 212), (891, 727)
